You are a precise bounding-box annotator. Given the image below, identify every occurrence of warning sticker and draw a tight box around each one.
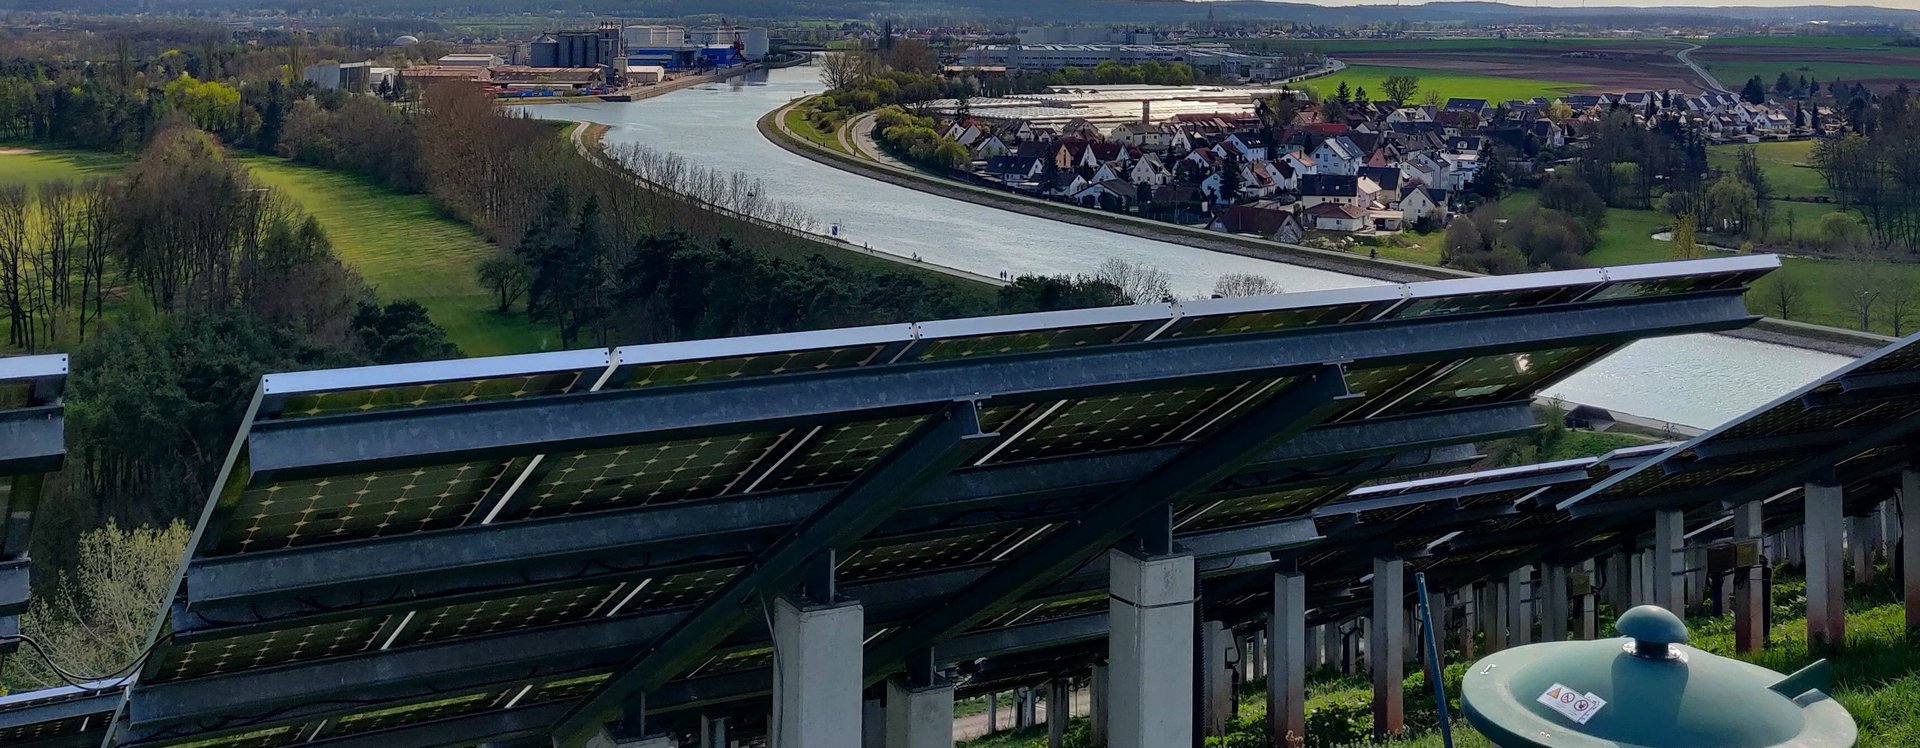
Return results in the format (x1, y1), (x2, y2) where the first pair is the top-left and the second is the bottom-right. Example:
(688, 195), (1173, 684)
(1536, 683), (1607, 725)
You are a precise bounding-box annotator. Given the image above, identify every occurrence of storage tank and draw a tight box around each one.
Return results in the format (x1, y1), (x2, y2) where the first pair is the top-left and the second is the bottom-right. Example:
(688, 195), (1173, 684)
(530, 35), (559, 68)
(623, 25), (685, 50)
(743, 27), (770, 61)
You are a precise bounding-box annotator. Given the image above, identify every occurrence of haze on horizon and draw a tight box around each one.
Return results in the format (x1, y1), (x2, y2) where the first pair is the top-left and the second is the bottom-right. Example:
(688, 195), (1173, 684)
(1220, 0), (1920, 10)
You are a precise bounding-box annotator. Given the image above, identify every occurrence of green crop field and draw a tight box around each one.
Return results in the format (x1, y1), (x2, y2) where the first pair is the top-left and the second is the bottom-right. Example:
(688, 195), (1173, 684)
(1697, 35), (1906, 50)
(1302, 65), (1587, 103)
(239, 157), (556, 357)
(1692, 36), (1920, 89)
(1221, 37), (1653, 54)
(0, 148), (127, 188)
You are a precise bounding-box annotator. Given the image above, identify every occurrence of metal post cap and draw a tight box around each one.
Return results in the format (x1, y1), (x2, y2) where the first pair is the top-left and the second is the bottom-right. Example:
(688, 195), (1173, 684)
(1615, 605), (1689, 646)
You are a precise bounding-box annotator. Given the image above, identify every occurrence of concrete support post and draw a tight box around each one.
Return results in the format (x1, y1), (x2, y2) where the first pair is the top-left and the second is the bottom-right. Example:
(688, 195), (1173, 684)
(986, 692), (999, 736)
(1852, 515), (1876, 583)
(1507, 566), (1534, 647)
(1732, 499), (1767, 653)
(1906, 469), (1920, 636)
(1047, 678), (1069, 748)
(886, 677), (956, 748)
(773, 596), (863, 748)
(700, 716), (728, 748)
(1090, 663), (1108, 747)
(1807, 478), (1847, 655)
(1487, 579), (1509, 652)
(1603, 554), (1628, 612)
(1628, 551), (1646, 606)
(863, 698), (886, 748)
(1268, 570), (1307, 748)
(1542, 565), (1571, 641)
(1371, 557), (1406, 740)
(1323, 624), (1342, 672)
(1574, 560), (1598, 640)
(1246, 628), (1263, 685)
(1457, 587), (1477, 659)
(1108, 549), (1195, 748)
(1653, 509), (1686, 616)
(1201, 620), (1234, 737)
(1688, 546), (1710, 609)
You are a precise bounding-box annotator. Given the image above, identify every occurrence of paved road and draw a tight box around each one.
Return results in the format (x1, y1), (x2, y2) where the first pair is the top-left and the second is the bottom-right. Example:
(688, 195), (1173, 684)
(1674, 43), (1728, 93)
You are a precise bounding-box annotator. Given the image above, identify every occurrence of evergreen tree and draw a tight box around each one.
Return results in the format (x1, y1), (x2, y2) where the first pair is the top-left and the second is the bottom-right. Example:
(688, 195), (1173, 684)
(1775, 71), (1794, 96)
(1741, 75), (1767, 105)
(1335, 81), (1352, 105)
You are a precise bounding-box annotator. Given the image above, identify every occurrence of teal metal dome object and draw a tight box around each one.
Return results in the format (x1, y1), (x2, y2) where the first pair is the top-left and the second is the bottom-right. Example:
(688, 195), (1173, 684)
(1461, 605), (1857, 747)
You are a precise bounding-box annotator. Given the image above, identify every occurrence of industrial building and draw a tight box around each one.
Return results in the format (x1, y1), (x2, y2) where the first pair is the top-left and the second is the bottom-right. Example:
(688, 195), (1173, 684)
(625, 24), (768, 70)
(1018, 26), (1159, 45)
(529, 24), (624, 69)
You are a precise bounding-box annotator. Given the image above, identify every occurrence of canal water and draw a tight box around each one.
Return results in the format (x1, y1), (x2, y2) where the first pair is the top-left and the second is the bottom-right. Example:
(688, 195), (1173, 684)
(524, 65), (1848, 430)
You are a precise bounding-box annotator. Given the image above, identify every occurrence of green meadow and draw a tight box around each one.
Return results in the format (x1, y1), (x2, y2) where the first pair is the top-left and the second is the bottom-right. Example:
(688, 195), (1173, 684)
(1302, 65), (1587, 104)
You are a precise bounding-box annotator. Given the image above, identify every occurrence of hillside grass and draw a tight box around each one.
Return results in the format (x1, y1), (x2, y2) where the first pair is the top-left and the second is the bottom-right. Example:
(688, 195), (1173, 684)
(959, 577), (1913, 748)
(0, 148), (128, 188)
(1301, 65), (1587, 104)
(237, 156), (556, 356)
(1707, 140), (1828, 198)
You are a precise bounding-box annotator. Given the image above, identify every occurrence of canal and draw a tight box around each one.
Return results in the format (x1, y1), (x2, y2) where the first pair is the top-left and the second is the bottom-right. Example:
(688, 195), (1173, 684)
(525, 65), (1848, 430)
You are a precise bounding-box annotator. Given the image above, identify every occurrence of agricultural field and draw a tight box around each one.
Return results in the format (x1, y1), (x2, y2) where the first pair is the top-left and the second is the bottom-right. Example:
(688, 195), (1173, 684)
(238, 157), (554, 357)
(1693, 36), (1920, 92)
(1249, 36), (1707, 96)
(1302, 64), (1588, 104)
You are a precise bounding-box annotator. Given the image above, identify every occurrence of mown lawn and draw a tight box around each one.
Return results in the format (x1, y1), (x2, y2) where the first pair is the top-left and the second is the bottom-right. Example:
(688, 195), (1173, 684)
(1707, 140), (1829, 198)
(0, 148), (127, 188)
(238, 156), (556, 356)
(1301, 64), (1588, 103)
(782, 102), (852, 156)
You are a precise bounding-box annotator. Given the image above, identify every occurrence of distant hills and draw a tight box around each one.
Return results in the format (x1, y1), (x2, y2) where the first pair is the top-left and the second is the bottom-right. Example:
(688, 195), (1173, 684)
(12, 0), (1920, 25)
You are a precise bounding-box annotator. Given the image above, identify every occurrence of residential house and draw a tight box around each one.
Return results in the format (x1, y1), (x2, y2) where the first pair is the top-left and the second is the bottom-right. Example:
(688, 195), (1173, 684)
(984, 155), (1045, 183)
(1310, 136), (1363, 176)
(1304, 202), (1368, 232)
(1398, 185), (1449, 225)
(973, 135), (1012, 160)
(1072, 179), (1136, 209)
(1128, 154), (1172, 187)
(1297, 174), (1369, 209)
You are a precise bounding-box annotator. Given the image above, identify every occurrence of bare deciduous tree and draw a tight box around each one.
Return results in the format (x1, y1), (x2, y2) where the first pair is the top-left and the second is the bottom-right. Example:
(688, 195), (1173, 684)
(819, 50), (874, 91)
(1211, 273), (1281, 298)
(1756, 275), (1807, 321)
(1096, 257), (1172, 304)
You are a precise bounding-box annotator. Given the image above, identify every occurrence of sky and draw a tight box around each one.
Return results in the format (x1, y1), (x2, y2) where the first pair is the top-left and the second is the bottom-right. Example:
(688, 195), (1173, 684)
(1219, 0), (1920, 9)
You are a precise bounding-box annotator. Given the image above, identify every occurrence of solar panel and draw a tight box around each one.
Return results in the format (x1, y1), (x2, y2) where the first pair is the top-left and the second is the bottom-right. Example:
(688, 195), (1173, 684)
(1557, 330), (1920, 516)
(109, 257), (1778, 748)
(0, 682), (119, 748)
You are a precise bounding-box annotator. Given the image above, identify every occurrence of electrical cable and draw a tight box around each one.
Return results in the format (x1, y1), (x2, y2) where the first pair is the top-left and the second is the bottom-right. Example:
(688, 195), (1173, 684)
(1, 631), (170, 692)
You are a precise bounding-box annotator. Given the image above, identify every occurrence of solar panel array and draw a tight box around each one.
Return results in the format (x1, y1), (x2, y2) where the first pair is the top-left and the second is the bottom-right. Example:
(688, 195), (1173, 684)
(0, 354), (68, 672)
(1557, 329), (1920, 520)
(102, 257), (1778, 747)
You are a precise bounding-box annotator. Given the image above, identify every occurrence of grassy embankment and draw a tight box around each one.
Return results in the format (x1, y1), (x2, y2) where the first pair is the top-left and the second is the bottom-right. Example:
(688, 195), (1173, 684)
(781, 102), (855, 156)
(236, 157), (556, 357)
(0, 147), (551, 356)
